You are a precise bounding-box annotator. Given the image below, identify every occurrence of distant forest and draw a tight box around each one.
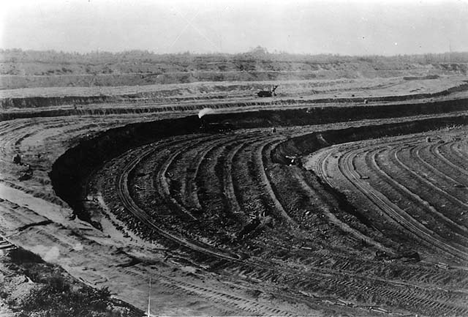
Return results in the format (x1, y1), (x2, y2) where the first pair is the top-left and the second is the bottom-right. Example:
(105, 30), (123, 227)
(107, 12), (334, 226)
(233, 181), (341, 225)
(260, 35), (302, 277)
(1, 47), (468, 65)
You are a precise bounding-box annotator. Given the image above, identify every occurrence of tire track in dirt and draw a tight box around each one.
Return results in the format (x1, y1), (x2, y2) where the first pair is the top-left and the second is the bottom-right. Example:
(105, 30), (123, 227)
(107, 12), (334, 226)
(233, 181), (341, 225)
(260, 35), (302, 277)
(439, 139), (468, 171)
(156, 276), (301, 317)
(450, 138), (468, 163)
(116, 139), (243, 262)
(221, 139), (251, 224)
(249, 254), (468, 317)
(256, 138), (298, 227)
(365, 147), (468, 260)
(166, 133), (260, 225)
(288, 167), (392, 253)
(392, 144), (468, 231)
(155, 135), (220, 222)
(413, 144), (468, 197)
(431, 142), (468, 178)
(368, 148), (465, 246)
(311, 139), (468, 262)
(230, 138), (272, 221)
(174, 136), (236, 211)
(111, 132), (464, 315)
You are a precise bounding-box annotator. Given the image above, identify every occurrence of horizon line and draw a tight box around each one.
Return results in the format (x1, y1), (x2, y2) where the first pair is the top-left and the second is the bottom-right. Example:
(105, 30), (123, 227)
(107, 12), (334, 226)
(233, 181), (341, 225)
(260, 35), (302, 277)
(2, 47), (468, 58)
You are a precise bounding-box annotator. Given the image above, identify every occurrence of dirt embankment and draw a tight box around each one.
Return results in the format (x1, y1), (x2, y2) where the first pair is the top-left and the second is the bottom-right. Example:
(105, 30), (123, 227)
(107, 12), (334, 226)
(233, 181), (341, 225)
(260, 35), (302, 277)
(50, 103), (468, 223)
(4, 94), (468, 123)
(0, 95), (112, 109)
(2, 80), (468, 114)
(203, 98), (468, 127)
(2, 55), (467, 89)
(271, 115), (468, 164)
(50, 116), (201, 223)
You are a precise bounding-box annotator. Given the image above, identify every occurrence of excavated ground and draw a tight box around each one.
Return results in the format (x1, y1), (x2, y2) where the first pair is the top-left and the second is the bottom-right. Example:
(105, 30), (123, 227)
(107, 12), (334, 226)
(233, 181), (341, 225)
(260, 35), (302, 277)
(1, 77), (468, 316)
(51, 102), (468, 316)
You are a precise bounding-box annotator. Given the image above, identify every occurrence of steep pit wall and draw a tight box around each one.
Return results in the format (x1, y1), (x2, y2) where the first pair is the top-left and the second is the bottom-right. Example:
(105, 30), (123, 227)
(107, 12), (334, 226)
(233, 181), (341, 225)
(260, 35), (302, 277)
(50, 116), (200, 223)
(203, 98), (468, 128)
(271, 115), (468, 164)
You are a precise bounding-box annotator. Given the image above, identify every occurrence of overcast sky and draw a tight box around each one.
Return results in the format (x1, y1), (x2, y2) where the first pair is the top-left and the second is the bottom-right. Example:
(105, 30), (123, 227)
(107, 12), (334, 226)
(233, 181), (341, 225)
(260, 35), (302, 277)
(1, 0), (467, 56)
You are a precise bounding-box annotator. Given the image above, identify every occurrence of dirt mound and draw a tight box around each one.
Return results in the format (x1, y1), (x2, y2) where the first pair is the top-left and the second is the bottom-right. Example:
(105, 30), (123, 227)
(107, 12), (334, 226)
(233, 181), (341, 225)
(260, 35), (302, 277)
(0, 247), (143, 316)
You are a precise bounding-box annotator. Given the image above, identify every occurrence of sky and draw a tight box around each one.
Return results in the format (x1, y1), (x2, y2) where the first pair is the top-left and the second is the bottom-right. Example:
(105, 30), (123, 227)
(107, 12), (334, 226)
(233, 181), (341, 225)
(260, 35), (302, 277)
(1, 0), (467, 56)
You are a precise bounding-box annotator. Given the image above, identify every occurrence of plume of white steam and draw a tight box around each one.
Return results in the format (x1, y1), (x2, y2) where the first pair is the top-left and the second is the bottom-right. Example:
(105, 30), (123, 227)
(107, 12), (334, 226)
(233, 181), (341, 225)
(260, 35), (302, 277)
(198, 108), (215, 119)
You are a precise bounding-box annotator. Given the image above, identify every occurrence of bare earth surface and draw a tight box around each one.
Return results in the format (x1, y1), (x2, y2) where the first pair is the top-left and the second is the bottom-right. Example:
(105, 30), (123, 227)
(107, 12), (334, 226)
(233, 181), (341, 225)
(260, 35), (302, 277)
(1, 72), (468, 316)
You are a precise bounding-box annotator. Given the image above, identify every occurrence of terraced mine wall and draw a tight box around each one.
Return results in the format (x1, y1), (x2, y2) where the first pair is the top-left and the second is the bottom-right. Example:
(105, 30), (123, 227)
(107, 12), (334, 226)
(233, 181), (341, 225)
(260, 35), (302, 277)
(50, 106), (468, 224)
(2, 81), (468, 112)
(2, 97), (468, 123)
(1, 57), (467, 90)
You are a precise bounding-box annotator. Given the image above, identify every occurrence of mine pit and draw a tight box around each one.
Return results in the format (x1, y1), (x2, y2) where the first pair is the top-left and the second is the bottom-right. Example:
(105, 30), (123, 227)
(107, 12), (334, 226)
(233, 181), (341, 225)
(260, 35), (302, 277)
(1, 55), (468, 316)
(44, 103), (468, 317)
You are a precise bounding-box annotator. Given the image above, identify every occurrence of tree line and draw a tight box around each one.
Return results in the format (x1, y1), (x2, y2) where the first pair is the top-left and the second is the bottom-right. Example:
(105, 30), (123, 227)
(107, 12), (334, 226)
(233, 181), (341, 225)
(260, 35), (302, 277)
(1, 48), (468, 65)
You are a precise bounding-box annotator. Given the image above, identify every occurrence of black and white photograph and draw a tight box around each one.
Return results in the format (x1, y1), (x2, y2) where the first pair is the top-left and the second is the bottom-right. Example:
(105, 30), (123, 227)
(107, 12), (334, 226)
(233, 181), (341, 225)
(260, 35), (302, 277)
(1, 0), (468, 316)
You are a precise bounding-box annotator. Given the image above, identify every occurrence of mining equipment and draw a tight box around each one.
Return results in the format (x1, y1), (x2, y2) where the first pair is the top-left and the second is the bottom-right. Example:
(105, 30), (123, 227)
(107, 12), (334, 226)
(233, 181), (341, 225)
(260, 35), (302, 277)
(200, 121), (234, 133)
(198, 108), (234, 133)
(199, 116), (233, 133)
(257, 85), (278, 97)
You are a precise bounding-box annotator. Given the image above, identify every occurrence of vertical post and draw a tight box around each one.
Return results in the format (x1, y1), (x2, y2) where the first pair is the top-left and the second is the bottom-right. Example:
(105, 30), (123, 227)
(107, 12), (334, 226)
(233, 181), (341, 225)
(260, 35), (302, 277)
(147, 277), (152, 317)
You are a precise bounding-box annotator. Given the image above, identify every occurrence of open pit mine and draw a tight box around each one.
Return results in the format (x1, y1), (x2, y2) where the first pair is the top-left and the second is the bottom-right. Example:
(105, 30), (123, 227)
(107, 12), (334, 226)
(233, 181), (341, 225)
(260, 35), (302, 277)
(1, 54), (468, 316)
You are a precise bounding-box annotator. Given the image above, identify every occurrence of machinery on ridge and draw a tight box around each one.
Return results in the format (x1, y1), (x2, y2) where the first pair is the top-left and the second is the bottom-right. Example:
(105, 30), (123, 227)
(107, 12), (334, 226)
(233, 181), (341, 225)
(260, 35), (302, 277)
(257, 85), (278, 97)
